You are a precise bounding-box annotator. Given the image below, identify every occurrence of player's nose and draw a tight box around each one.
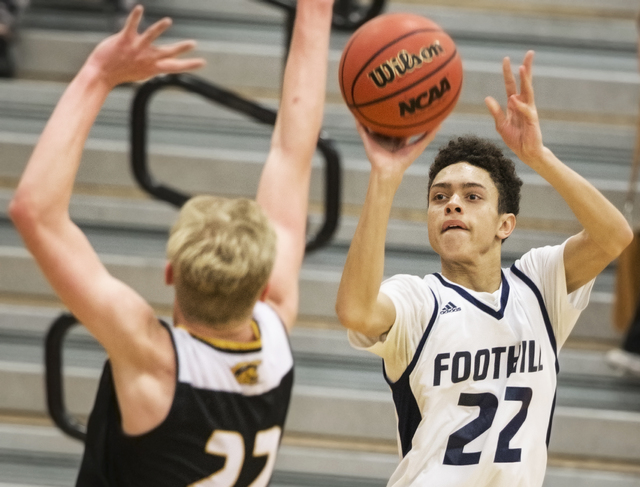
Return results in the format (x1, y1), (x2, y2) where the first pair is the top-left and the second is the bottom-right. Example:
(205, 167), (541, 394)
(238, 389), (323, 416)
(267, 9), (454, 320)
(445, 195), (463, 214)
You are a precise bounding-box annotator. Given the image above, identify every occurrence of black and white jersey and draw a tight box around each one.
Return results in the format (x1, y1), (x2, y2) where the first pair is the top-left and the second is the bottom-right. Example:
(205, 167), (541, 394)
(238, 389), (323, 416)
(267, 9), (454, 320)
(76, 301), (293, 487)
(349, 242), (594, 487)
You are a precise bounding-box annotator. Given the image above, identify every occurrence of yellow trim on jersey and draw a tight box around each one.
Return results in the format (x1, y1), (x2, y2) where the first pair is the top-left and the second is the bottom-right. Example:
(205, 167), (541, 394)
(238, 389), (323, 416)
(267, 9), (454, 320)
(178, 320), (262, 352)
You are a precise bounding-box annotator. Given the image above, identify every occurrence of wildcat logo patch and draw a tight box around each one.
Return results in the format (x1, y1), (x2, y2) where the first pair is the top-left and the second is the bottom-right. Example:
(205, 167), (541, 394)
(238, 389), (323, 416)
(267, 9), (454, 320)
(232, 360), (261, 385)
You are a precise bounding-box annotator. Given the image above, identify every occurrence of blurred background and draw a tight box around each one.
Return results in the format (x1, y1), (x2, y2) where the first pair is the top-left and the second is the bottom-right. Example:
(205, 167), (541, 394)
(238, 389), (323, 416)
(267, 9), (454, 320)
(0, 0), (639, 485)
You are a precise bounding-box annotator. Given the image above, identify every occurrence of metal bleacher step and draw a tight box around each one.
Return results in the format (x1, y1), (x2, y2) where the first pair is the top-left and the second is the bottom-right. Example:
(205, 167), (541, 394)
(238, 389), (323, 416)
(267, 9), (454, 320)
(0, 418), (640, 487)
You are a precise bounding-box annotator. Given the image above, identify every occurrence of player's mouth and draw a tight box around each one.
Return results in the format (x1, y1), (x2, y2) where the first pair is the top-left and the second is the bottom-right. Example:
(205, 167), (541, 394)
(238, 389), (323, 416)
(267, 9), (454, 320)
(442, 220), (468, 233)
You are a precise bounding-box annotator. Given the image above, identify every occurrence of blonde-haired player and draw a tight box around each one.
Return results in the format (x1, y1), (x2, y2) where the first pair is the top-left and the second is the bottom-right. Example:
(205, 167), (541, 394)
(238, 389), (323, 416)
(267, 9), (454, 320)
(166, 195), (277, 326)
(9, 1), (334, 485)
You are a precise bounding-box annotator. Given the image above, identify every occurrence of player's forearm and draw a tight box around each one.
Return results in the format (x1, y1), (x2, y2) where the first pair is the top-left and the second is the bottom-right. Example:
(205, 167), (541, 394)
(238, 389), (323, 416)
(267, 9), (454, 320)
(269, 0), (333, 163)
(256, 0), (333, 219)
(10, 65), (111, 231)
(336, 172), (397, 332)
(254, 0), (333, 328)
(529, 147), (633, 257)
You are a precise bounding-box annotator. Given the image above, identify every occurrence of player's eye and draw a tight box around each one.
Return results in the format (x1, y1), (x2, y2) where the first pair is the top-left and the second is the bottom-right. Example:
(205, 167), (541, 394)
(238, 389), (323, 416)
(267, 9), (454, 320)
(468, 193), (480, 201)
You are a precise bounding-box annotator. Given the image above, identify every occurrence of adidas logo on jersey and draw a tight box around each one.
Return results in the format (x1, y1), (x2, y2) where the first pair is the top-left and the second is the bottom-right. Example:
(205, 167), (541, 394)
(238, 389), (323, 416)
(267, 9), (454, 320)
(440, 302), (461, 315)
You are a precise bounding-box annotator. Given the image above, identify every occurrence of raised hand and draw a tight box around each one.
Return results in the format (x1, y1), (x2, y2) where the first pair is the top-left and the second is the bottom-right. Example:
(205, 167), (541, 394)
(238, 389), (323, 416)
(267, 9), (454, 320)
(356, 121), (440, 185)
(84, 5), (205, 88)
(485, 50), (544, 166)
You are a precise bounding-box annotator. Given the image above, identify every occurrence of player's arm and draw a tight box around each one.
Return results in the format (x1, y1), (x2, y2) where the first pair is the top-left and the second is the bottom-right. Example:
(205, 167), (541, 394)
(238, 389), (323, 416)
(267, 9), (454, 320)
(9, 8), (204, 365)
(335, 124), (438, 337)
(255, 0), (334, 330)
(486, 51), (633, 294)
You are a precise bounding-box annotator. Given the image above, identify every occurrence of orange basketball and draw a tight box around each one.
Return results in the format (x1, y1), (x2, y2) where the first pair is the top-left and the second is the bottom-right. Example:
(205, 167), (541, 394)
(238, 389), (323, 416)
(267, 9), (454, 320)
(339, 13), (463, 138)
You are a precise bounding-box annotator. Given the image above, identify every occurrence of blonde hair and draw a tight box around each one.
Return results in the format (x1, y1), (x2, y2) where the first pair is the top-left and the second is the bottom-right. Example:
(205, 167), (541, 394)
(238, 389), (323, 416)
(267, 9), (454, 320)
(166, 195), (277, 326)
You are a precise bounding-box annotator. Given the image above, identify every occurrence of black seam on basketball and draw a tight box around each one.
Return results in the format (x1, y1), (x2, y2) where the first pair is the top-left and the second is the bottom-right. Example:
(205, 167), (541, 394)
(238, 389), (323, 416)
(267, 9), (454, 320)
(348, 28), (444, 108)
(350, 49), (459, 110)
(357, 81), (462, 131)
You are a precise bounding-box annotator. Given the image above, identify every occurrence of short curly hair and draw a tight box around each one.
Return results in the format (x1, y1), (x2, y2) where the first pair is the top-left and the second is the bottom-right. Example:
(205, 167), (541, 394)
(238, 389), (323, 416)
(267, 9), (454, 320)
(428, 135), (523, 216)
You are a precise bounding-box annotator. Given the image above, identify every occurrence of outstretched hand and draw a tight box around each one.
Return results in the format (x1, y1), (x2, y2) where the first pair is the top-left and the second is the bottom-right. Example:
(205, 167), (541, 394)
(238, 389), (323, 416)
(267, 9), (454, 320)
(485, 50), (544, 166)
(356, 121), (440, 184)
(84, 5), (205, 88)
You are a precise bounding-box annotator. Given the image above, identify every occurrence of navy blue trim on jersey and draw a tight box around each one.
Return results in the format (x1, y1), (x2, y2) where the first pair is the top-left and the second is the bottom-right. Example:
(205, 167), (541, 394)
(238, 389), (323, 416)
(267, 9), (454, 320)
(546, 391), (557, 447)
(510, 264), (559, 374)
(434, 272), (510, 320)
(383, 291), (439, 457)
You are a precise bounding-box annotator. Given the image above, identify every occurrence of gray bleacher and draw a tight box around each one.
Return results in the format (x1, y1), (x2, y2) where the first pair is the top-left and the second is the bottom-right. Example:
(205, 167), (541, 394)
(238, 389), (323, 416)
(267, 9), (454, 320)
(0, 0), (640, 485)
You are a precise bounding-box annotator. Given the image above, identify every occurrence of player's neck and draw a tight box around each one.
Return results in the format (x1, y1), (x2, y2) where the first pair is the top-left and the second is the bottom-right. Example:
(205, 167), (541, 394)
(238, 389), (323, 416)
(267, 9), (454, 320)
(173, 306), (257, 343)
(440, 255), (502, 293)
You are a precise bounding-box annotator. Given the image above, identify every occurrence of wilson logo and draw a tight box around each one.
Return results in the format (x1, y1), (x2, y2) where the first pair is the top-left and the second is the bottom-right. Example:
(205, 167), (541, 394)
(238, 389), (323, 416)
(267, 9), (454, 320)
(399, 77), (451, 117)
(367, 41), (445, 89)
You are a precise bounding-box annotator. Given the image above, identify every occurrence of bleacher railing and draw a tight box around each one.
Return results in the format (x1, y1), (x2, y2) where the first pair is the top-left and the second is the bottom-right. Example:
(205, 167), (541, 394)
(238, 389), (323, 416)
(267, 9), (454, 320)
(129, 73), (342, 253)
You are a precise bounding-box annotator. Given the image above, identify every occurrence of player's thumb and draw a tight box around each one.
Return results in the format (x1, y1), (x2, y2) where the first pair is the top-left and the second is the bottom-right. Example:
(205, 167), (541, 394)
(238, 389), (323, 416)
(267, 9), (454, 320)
(484, 96), (505, 126)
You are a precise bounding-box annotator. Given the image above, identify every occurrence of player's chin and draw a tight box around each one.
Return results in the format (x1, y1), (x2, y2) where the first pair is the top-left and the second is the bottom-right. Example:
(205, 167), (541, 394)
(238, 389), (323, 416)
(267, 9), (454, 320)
(437, 231), (473, 252)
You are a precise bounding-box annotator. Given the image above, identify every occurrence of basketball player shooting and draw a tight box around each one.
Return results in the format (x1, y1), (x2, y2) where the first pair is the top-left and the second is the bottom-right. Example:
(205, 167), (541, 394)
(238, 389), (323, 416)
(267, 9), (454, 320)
(9, 1), (333, 485)
(335, 51), (633, 486)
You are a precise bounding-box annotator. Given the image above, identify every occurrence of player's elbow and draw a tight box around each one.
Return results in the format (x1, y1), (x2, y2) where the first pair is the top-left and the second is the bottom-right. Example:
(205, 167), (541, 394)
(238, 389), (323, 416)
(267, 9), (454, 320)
(618, 221), (635, 255)
(335, 300), (371, 335)
(605, 220), (634, 260)
(9, 188), (39, 233)
(9, 186), (59, 241)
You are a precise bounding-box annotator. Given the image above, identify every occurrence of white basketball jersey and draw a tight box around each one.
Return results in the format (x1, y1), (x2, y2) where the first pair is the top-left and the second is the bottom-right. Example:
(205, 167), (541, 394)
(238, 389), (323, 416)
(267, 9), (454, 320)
(349, 244), (594, 487)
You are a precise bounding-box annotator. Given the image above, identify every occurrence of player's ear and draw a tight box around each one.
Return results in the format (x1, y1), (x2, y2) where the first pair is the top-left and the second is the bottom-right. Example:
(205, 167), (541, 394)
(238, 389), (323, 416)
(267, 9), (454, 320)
(164, 261), (174, 286)
(258, 283), (270, 302)
(497, 213), (516, 241)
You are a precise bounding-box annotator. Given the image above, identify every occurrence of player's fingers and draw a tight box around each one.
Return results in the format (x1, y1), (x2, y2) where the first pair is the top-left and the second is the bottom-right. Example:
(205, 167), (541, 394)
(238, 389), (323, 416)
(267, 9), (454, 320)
(141, 17), (172, 45)
(156, 57), (206, 74)
(409, 125), (440, 150)
(484, 96), (506, 126)
(123, 5), (144, 35)
(354, 121), (384, 152)
(158, 40), (198, 59)
(519, 51), (535, 104)
(354, 120), (373, 144)
(509, 94), (536, 120)
(502, 57), (517, 98)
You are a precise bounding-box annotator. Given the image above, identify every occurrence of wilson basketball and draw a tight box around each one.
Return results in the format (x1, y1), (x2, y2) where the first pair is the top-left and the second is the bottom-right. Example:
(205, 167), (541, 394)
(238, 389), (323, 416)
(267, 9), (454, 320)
(339, 13), (463, 138)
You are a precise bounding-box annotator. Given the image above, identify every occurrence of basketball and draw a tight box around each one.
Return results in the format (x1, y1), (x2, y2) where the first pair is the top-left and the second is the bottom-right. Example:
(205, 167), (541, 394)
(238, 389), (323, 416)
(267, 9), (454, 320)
(339, 13), (463, 138)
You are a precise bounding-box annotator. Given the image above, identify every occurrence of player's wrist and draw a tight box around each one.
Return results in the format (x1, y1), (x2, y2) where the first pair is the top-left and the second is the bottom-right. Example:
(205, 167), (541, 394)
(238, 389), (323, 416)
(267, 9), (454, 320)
(521, 146), (555, 172)
(77, 60), (118, 94)
(369, 165), (405, 192)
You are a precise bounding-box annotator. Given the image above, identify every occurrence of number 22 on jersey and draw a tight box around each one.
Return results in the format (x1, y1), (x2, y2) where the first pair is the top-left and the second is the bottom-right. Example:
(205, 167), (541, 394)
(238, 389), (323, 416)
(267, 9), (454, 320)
(190, 426), (282, 487)
(444, 386), (533, 466)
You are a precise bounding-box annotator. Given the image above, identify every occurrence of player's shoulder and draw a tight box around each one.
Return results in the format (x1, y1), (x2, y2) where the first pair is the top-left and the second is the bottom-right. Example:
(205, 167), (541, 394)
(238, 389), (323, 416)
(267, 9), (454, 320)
(381, 273), (440, 298)
(511, 242), (566, 276)
(254, 300), (284, 326)
(379, 273), (442, 317)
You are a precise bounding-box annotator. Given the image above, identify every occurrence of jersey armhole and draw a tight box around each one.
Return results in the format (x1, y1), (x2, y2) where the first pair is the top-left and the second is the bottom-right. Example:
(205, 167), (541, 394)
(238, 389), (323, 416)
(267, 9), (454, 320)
(383, 291), (439, 386)
(510, 265), (559, 374)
